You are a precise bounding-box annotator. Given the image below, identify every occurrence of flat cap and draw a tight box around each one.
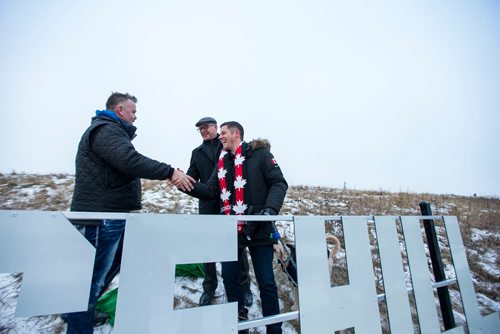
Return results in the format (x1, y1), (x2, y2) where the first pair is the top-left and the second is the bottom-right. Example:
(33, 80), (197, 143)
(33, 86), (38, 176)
(195, 117), (217, 127)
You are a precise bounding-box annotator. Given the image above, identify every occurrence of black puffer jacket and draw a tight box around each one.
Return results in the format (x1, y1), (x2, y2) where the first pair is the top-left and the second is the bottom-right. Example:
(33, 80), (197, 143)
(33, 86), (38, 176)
(189, 139), (288, 247)
(186, 135), (222, 214)
(71, 115), (174, 212)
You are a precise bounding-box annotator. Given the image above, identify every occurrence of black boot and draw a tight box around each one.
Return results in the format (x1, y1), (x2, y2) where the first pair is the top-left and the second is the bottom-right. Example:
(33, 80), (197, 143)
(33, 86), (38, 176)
(199, 291), (215, 306)
(243, 289), (253, 307)
(94, 310), (109, 326)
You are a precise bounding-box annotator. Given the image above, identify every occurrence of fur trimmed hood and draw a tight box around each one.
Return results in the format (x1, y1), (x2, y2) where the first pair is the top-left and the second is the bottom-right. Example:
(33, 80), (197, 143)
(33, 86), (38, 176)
(249, 138), (271, 151)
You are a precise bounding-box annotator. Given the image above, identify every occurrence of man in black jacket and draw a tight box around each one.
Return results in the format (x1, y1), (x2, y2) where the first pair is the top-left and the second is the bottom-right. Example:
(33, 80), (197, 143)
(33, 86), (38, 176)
(187, 117), (253, 307)
(187, 121), (287, 334)
(65, 92), (194, 334)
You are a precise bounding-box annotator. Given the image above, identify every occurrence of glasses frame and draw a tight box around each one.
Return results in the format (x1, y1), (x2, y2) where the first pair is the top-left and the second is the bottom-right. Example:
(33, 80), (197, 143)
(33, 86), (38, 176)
(197, 123), (215, 132)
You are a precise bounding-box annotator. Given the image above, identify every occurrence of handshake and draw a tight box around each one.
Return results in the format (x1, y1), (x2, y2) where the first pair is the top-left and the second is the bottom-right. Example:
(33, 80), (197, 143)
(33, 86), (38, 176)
(243, 208), (277, 240)
(169, 168), (196, 192)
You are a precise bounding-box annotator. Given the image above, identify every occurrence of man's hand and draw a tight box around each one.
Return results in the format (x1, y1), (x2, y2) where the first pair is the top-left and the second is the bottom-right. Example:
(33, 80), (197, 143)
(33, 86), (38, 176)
(243, 208), (278, 239)
(170, 168), (195, 191)
(256, 208), (277, 216)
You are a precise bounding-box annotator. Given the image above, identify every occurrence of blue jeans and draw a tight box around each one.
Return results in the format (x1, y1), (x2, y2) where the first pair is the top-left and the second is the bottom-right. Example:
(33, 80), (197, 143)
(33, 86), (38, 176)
(222, 245), (282, 334)
(65, 219), (125, 334)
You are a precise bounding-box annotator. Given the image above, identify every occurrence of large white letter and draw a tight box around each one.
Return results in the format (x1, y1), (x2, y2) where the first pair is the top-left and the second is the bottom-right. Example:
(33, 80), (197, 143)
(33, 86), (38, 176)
(374, 216), (414, 333)
(114, 214), (238, 334)
(295, 216), (381, 333)
(0, 210), (95, 316)
(443, 216), (500, 333)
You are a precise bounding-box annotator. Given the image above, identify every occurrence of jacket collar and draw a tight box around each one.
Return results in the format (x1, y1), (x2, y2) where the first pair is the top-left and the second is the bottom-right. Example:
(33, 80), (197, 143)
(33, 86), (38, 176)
(93, 110), (137, 139)
(202, 133), (220, 145)
(196, 134), (221, 164)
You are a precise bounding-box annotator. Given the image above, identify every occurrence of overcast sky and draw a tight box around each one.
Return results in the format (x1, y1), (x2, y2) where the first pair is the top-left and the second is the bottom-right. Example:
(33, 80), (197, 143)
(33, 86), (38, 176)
(1, 0), (499, 196)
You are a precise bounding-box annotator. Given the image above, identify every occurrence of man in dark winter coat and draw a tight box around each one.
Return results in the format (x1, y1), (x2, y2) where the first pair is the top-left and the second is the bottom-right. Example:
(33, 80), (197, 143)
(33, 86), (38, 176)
(186, 117), (253, 306)
(65, 92), (194, 334)
(186, 121), (287, 334)
(187, 117), (253, 307)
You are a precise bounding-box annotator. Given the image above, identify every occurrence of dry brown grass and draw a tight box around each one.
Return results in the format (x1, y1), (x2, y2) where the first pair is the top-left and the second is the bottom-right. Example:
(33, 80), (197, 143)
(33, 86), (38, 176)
(1, 173), (498, 332)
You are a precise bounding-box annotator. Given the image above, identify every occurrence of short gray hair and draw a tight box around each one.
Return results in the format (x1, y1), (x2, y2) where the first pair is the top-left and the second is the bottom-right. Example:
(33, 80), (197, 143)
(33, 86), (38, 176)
(105, 92), (137, 110)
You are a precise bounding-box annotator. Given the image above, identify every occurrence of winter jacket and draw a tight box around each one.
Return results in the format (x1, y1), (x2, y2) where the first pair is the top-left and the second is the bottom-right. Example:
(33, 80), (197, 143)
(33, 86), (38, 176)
(71, 113), (174, 212)
(189, 139), (288, 247)
(186, 135), (222, 214)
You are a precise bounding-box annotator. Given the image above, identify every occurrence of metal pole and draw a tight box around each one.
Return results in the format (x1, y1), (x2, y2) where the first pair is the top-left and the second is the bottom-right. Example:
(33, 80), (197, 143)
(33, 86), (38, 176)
(419, 201), (456, 329)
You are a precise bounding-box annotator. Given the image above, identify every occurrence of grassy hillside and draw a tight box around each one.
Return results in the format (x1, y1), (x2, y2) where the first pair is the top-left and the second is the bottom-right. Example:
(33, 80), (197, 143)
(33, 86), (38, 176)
(1, 173), (498, 333)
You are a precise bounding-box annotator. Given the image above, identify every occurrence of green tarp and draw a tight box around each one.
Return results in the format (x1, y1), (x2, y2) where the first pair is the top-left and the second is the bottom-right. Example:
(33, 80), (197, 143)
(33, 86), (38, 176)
(95, 263), (204, 326)
(95, 288), (119, 326)
(174, 263), (204, 278)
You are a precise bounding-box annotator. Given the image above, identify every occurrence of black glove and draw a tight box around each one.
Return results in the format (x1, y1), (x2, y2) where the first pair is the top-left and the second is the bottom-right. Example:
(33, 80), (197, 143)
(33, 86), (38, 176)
(256, 208), (277, 216)
(243, 208), (277, 239)
(243, 221), (259, 240)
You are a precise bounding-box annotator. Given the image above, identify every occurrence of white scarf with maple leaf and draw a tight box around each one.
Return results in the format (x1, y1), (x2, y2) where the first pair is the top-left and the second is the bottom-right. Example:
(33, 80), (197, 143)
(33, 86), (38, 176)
(218, 142), (247, 233)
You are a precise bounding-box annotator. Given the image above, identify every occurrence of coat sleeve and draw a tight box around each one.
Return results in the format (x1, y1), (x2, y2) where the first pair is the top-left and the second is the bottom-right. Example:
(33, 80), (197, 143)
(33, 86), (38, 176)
(261, 151), (288, 213)
(185, 164), (220, 200)
(186, 149), (201, 181)
(90, 124), (174, 180)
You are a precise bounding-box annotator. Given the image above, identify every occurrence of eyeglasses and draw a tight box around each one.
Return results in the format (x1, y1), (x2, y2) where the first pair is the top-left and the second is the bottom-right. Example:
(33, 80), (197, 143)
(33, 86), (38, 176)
(197, 124), (214, 132)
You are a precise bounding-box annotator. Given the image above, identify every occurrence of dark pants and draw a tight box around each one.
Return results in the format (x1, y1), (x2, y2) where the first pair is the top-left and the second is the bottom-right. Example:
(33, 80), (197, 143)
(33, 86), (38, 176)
(65, 220), (125, 334)
(203, 248), (251, 293)
(222, 245), (282, 334)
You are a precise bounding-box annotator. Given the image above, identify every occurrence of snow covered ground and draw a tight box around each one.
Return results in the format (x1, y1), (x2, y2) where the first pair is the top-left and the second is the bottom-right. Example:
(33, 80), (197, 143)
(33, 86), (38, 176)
(1, 174), (499, 333)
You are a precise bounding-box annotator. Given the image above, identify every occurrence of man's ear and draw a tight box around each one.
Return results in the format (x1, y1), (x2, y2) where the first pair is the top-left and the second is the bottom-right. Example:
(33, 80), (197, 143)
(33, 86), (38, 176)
(115, 106), (123, 117)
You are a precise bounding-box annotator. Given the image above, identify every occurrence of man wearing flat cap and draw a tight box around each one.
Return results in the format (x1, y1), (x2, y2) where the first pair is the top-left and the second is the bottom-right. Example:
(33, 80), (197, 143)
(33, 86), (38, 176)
(187, 117), (253, 307)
